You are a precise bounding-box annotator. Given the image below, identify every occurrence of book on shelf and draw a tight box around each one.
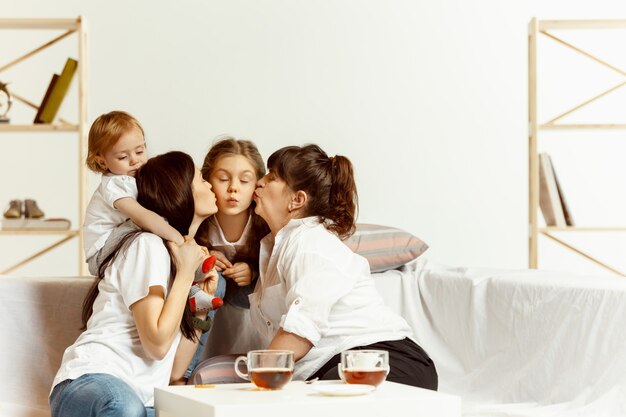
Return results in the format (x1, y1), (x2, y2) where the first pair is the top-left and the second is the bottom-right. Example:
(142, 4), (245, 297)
(1, 217), (71, 231)
(33, 74), (58, 124)
(553, 160), (574, 226)
(34, 57), (78, 124)
(538, 153), (567, 227)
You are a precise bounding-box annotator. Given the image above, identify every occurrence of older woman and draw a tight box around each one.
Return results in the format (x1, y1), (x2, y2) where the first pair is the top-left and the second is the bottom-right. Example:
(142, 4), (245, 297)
(251, 144), (437, 389)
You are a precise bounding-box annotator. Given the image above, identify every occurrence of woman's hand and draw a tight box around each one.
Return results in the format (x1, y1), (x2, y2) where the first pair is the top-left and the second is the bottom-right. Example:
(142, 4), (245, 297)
(208, 249), (232, 271)
(167, 237), (207, 280)
(223, 262), (252, 286)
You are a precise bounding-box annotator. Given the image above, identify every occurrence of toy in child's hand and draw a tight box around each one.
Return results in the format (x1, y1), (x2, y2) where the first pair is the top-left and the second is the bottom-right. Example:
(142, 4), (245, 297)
(189, 290), (223, 314)
(202, 255), (216, 273)
(194, 255), (217, 283)
(211, 297), (223, 309)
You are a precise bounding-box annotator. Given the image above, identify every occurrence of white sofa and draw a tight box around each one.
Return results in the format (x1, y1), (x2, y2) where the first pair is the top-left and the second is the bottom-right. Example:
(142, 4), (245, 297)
(2, 259), (626, 417)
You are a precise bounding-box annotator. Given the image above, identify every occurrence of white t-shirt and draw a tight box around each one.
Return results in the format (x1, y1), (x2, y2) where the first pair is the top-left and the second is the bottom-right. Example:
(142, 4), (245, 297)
(52, 233), (181, 407)
(249, 217), (412, 380)
(207, 215), (252, 261)
(83, 174), (137, 260)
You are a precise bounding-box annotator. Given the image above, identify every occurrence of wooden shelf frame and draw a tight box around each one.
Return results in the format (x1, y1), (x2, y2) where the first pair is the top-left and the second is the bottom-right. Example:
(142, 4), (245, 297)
(528, 18), (626, 278)
(0, 17), (88, 275)
(0, 124), (79, 132)
(0, 231), (79, 275)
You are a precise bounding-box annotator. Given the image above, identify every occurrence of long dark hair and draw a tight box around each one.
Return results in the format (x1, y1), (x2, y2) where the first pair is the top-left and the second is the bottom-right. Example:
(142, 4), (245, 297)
(81, 151), (198, 341)
(267, 144), (358, 239)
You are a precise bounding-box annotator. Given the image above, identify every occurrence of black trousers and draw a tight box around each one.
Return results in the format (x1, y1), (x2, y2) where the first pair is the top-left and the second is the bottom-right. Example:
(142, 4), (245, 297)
(308, 338), (438, 391)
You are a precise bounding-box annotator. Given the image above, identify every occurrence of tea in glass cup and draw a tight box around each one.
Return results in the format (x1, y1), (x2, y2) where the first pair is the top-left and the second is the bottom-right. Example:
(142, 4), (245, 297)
(234, 350), (294, 390)
(338, 349), (389, 387)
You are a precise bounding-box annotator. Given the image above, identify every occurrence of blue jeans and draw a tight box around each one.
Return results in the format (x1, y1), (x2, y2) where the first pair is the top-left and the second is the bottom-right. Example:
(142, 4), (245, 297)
(49, 373), (155, 417)
(184, 272), (227, 379)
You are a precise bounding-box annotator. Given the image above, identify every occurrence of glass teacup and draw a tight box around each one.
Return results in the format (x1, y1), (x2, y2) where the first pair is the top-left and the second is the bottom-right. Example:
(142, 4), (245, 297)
(234, 349), (294, 390)
(338, 349), (389, 387)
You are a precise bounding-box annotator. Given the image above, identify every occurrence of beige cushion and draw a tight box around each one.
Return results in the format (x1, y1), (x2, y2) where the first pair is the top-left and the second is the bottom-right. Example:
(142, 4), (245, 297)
(0, 275), (93, 417)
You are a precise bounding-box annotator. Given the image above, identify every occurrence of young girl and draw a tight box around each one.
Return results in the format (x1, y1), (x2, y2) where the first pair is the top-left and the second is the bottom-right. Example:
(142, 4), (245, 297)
(83, 111), (218, 315)
(180, 137), (269, 383)
(251, 144), (438, 389)
(198, 136), (269, 306)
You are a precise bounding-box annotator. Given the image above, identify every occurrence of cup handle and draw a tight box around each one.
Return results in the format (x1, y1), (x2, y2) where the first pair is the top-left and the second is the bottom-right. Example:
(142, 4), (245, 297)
(337, 363), (346, 382)
(234, 355), (250, 381)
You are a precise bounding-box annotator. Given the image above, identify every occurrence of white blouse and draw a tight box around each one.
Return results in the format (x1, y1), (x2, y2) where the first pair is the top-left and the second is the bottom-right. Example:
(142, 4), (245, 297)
(249, 217), (412, 380)
(207, 215), (252, 261)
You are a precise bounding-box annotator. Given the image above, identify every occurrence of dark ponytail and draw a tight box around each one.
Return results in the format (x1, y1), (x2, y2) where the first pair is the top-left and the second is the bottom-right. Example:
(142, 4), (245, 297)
(267, 144), (358, 239)
(327, 155), (357, 238)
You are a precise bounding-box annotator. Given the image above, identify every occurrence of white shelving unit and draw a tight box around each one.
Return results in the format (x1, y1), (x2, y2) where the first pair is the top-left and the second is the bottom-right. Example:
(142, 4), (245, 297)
(528, 18), (626, 277)
(0, 17), (88, 275)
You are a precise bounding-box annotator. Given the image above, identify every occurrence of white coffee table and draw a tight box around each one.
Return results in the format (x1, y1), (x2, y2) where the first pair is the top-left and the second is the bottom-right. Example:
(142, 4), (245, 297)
(155, 381), (460, 417)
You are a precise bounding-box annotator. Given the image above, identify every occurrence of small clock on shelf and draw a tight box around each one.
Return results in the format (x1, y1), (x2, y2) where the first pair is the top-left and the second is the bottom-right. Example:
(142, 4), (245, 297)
(0, 81), (13, 123)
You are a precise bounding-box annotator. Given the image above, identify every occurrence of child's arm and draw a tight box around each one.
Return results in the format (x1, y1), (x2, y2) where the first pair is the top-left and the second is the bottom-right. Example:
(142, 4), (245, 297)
(115, 197), (184, 245)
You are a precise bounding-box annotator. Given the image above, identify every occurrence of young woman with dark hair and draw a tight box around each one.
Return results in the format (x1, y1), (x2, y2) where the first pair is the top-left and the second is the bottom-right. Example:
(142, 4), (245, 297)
(50, 151), (218, 417)
(252, 144), (438, 390)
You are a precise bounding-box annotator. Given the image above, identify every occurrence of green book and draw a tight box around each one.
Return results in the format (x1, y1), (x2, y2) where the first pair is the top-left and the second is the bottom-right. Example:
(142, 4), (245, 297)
(37, 58), (78, 124)
(33, 73), (59, 124)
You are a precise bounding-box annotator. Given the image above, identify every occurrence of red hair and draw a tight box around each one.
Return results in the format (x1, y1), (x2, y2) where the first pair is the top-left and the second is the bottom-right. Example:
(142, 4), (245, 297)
(86, 111), (145, 173)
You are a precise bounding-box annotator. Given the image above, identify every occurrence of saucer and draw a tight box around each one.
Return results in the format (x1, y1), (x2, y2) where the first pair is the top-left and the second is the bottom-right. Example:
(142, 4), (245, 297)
(311, 383), (375, 396)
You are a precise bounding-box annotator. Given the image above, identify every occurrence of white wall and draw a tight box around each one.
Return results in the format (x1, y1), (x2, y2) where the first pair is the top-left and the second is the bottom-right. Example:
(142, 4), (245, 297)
(2, 0), (626, 277)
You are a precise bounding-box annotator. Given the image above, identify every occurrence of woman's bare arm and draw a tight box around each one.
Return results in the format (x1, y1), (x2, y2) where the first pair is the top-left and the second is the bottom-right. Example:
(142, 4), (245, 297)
(131, 238), (205, 360)
(268, 328), (313, 361)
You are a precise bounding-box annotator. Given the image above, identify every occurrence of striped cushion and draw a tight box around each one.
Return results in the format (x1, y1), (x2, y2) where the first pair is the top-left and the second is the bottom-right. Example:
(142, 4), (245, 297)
(343, 224), (428, 273)
(188, 354), (246, 385)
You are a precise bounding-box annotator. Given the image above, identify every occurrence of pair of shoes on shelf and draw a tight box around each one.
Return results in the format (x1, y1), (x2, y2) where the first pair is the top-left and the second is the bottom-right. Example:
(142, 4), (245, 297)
(2, 199), (45, 219)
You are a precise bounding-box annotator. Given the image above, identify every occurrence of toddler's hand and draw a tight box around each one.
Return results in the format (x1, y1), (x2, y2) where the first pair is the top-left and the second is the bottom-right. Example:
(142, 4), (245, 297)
(200, 268), (219, 295)
(223, 262), (252, 286)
